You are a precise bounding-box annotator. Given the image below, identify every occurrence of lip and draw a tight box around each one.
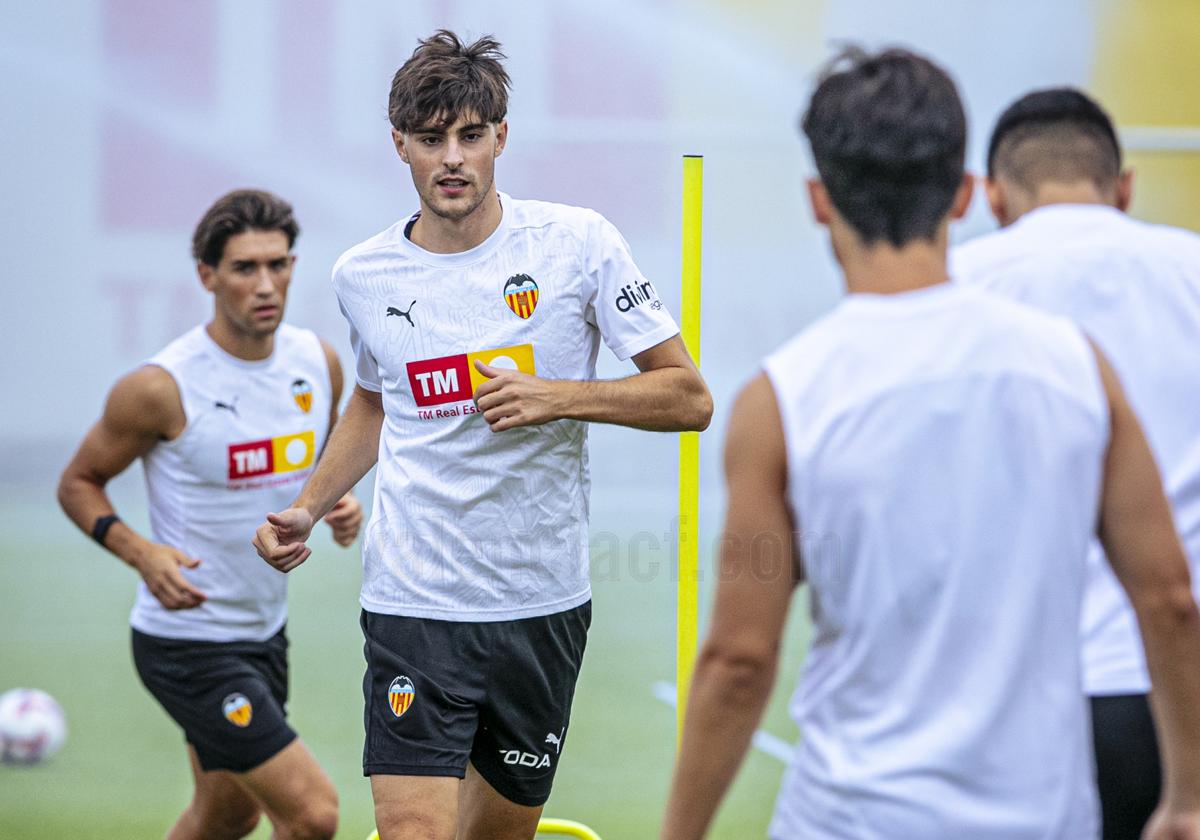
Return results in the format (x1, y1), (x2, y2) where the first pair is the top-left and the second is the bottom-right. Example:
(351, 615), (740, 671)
(253, 305), (280, 318)
(437, 177), (469, 197)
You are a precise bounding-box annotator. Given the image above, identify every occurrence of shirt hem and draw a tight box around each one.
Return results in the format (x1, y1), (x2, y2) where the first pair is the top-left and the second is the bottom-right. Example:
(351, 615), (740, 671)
(358, 588), (592, 622)
(129, 611), (288, 644)
(1085, 675), (1152, 696)
(610, 324), (680, 361)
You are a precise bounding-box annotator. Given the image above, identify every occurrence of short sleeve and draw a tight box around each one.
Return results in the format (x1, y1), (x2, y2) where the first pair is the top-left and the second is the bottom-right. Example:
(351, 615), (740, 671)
(334, 282), (382, 393)
(582, 214), (679, 360)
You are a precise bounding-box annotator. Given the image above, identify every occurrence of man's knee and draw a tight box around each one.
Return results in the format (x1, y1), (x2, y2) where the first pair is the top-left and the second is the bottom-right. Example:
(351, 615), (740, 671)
(190, 800), (261, 839)
(280, 790), (338, 840)
(374, 799), (455, 840)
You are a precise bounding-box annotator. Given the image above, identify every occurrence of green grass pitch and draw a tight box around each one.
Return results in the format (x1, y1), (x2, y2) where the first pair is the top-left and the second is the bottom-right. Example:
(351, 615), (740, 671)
(0, 486), (810, 839)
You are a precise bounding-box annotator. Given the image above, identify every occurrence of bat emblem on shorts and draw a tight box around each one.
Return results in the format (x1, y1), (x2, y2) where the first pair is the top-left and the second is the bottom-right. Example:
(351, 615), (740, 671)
(388, 676), (415, 718)
(222, 693), (253, 727)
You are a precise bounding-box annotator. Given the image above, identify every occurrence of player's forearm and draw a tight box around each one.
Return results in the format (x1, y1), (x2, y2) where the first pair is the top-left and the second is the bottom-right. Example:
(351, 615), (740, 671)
(1134, 584), (1200, 809)
(292, 386), (383, 519)
(661, 644), (776, 839)
(557, 368), (712, 432)
(56, 473), (149, 569)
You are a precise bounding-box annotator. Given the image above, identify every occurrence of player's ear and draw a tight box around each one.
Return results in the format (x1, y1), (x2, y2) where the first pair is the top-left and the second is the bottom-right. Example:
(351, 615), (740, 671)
(984, 176), (1009, 227)
(807, 179), (833, 227)
(950, 173), (974, 220)
(494, 120), (508, 158)
(392, 129), (409, 164)
(1115, 168), (1134, 213)
(197, 261), (216, 292)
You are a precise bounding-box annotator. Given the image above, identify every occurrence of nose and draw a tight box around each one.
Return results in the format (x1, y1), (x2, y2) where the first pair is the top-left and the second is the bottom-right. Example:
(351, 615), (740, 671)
(254, 266), (276, 296)
(443, 137), (464, 168)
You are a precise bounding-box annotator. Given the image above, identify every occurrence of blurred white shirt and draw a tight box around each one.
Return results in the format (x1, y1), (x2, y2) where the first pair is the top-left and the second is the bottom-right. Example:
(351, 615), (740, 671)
(953, 204), (1200, 695)
(765, 284), (1105, 839)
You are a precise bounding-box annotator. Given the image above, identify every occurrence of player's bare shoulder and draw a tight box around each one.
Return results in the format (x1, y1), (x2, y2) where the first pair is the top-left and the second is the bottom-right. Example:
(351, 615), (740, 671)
(106, 364), (186, 441)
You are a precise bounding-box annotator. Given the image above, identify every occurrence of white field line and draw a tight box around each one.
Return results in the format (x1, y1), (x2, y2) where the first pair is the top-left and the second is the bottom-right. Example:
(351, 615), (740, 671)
(1121, 126), (1200, 153)
(651, 681), (792, 764)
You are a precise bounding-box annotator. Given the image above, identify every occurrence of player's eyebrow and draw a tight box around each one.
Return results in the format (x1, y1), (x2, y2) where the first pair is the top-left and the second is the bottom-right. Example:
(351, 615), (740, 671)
(411, 122), (489, 136)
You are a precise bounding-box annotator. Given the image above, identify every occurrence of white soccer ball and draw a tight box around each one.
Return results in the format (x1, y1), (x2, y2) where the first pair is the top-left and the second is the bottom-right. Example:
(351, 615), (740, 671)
(0, 688), (67, 765)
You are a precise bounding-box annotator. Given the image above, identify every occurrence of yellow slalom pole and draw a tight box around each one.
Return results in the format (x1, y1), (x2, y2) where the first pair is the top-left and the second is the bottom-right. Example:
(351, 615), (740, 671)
(677, 155), (703, 745)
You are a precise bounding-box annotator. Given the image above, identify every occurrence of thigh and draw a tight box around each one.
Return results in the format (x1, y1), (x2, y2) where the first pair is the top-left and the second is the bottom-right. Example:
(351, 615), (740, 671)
(132, 629), (297, 773)
(458, 761), (543, 840)
(361, 610), (485, 778)
(239, 738), (336, 824)
(1091, 693), (1161, 840)
(471, 601), (591, 807)
(175, 744), (261, 839)
(371, 772), (458, 840)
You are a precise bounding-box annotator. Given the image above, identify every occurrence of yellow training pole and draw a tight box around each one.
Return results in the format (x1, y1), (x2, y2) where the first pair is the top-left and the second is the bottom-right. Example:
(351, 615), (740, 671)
(677, 154), (703, 745)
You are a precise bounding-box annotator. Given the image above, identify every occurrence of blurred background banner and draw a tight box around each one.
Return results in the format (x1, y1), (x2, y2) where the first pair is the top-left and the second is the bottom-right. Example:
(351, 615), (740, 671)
(1, 2), (1196, 837)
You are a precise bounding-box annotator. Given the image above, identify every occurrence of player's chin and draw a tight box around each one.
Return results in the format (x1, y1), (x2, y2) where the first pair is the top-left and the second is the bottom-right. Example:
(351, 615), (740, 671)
(247, 313), (283, 335)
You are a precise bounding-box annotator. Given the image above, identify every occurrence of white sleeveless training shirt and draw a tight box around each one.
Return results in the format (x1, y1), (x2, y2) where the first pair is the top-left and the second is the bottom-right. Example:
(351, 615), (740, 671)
(763, 284), (1107, 840)
(953, 204), (1200, 696)
(130, 324), (331, 642)
(332, 194), (679, 621)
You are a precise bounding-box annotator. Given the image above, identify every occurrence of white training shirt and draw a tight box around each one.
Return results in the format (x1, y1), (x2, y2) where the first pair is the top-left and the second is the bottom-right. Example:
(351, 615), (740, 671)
(763, 284), (1107, 840)
(953, 204), (1200, 695)
(131, 324), (332, 642)
(332, 193), (679, 621)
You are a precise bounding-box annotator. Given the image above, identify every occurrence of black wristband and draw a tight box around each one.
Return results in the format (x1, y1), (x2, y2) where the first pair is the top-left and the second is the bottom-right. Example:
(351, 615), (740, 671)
(91, 514), (121, 547)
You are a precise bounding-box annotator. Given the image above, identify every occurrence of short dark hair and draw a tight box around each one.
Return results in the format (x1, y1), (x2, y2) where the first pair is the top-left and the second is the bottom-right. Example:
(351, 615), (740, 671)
(801, 47), (967, 247)
(986, 87), (1121, 189)
(388, 30), (510, 133)
(191, 189), (299, 266)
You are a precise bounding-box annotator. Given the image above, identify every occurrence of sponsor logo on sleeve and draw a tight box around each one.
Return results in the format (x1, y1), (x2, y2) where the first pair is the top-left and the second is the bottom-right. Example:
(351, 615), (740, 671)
(405, 343), (536, 419)
(614, 280), (660, 312)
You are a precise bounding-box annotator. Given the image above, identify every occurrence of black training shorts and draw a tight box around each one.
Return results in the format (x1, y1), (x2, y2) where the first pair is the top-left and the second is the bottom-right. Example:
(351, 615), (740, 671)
(361, 601), (591, 807)
(1091, 693), (1161, 840)
(131, 626), (297, 773)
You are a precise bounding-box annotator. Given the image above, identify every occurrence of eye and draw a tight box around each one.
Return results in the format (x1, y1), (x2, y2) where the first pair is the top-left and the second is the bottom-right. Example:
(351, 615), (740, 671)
(234, 263), (256, 275)
(420, 136), (441, 146)
(463, 132), (482, 142)
(270, 259), (289, 271)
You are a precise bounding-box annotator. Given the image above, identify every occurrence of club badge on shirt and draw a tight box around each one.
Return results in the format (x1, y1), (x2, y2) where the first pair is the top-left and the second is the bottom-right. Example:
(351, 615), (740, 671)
(292, 378), (314, 413)
(503, 274), (540, 320)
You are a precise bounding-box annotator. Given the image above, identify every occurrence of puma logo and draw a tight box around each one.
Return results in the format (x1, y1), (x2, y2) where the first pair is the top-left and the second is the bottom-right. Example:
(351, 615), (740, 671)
(214, 397), (239, 416)
(545, 729), (563, 754)
(387, 300), (417, 327)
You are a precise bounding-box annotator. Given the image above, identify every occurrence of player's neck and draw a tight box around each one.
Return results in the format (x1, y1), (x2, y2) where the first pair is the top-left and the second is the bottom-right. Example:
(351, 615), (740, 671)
(205, 320), (275, 362)
(837, 233), (951, 296)
(410, 191), (503, 254)
(1005, 181), (1118, 225)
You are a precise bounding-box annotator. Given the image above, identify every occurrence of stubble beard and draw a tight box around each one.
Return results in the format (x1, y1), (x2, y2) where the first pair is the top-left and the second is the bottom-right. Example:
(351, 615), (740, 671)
(423, 173), (496, 223)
